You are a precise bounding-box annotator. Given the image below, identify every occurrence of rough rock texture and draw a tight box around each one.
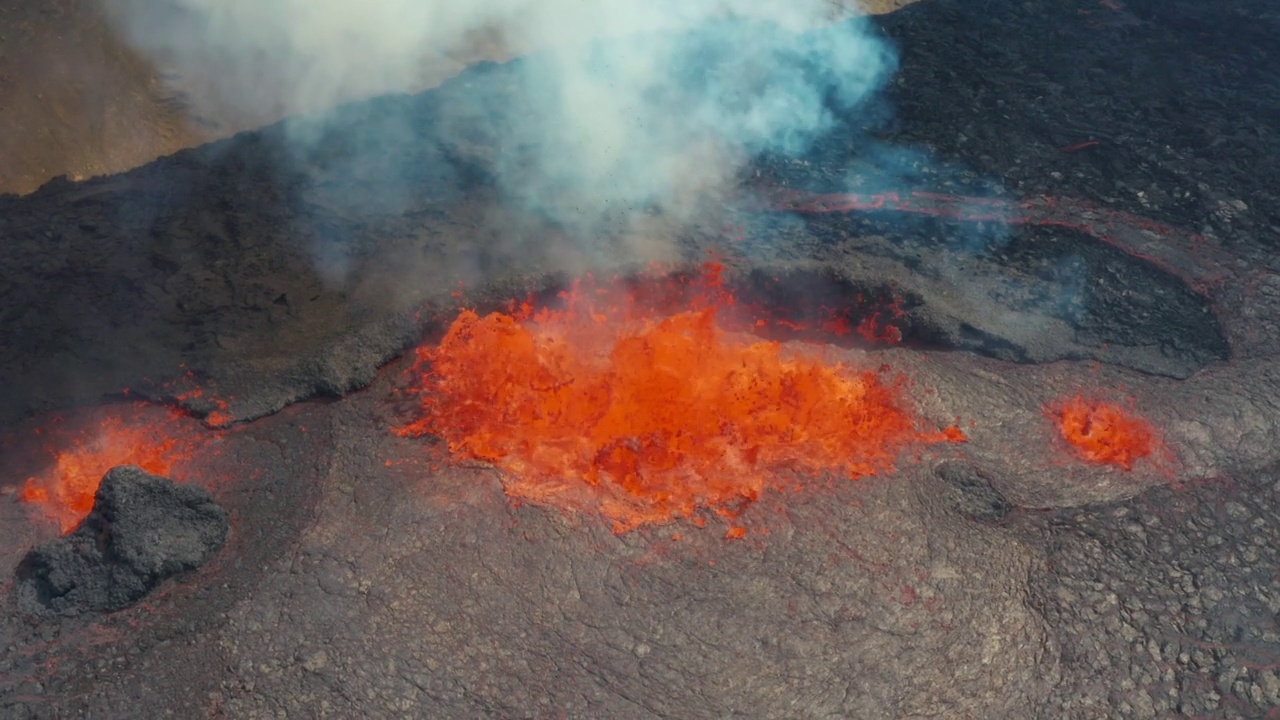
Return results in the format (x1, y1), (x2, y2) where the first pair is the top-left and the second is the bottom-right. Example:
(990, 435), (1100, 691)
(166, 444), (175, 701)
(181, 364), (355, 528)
(15, 465), (229, 617)
(0, 0), (1276, 717)
(1022, 466), (1280, 719)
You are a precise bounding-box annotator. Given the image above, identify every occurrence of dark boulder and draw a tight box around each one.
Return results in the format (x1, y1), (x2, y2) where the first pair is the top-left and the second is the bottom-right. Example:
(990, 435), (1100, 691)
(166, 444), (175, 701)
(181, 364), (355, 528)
(15, 465), (229, 617)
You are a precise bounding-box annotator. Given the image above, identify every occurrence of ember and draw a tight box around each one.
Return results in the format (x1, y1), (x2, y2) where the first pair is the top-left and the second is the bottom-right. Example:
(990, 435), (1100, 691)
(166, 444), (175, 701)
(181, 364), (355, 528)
(400, 263), (965, 533)
(18, 409), (199, 532)
(1049, 394), (1159, 471)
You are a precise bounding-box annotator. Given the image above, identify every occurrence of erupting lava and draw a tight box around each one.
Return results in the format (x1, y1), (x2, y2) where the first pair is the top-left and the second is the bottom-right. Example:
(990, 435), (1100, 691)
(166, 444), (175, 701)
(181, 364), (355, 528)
(18, 408), (200, 532)
(1049, 394), (1161, 471)
(400, 263), (965, 533)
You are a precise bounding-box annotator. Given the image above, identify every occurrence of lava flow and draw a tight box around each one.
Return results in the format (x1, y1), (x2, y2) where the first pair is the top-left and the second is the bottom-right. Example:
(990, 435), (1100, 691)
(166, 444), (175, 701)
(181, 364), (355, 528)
(1049, 394), (1163, 471)
(399, 263), (966, 534)
(17, 406), (202, 532)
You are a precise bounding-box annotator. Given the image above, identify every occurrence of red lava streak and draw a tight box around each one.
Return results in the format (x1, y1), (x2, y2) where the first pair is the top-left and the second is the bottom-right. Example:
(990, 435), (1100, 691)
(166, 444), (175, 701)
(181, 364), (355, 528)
(1050, 394), (1161, 471)
(18, 408), (201, 532)
(400, 263), (966, 533)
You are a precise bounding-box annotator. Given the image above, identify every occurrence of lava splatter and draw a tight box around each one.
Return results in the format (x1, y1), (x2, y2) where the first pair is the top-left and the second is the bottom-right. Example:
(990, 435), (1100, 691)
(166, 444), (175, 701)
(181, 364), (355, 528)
(17, 406), (203, 532)
(399, 263), (964, 533)
(1049, 394), (1162, 471)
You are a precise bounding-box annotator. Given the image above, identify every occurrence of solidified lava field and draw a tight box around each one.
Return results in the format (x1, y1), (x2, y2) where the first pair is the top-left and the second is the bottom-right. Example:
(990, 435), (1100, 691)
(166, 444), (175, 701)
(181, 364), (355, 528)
(3, 0), (1280, 718)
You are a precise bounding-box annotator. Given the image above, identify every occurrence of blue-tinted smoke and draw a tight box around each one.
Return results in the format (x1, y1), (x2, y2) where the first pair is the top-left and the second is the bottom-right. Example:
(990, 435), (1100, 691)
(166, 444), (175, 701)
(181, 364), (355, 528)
(493, 19), (896, 230)
(102, 0), (897, 240)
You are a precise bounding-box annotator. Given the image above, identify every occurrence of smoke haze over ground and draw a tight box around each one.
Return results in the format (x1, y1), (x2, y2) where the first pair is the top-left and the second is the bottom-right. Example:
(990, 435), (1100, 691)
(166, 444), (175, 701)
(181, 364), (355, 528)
(102, 0), (897, 234)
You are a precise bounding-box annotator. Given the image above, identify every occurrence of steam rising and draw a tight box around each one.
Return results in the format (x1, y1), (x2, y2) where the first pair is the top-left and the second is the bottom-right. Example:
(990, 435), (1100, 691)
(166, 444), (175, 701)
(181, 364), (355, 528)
(103, 0), (896, 232)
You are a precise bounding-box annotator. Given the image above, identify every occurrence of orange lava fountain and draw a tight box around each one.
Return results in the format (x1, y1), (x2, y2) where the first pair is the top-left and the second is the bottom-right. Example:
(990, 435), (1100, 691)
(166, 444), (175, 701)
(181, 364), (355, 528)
(400, 263), (965, 533)
(1050, 394), (1161, 471)
(18, 409), (199, 532)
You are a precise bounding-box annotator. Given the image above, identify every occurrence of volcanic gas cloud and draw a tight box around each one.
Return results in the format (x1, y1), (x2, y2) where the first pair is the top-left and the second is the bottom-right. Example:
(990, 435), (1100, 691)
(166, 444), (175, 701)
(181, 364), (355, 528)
(400, 263), (965, 533)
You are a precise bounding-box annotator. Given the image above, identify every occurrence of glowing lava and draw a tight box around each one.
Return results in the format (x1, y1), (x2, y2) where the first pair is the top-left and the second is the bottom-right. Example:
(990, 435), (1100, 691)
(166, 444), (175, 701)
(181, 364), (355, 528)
(400, 263), (965, 533)
(1050, 394), (1160, 471)
(18, 409), (200, 532)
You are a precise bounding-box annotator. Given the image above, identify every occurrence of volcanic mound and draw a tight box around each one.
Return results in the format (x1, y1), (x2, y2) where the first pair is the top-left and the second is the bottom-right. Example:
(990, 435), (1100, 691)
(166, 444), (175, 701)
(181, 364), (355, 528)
(16, 465), (230, 617)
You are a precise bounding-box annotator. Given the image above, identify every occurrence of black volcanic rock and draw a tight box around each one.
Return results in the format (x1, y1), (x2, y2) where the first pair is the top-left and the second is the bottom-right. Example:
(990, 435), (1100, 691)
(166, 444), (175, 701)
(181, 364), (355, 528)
(937, 462), (1012, 523)
(15, 465), (230, 617)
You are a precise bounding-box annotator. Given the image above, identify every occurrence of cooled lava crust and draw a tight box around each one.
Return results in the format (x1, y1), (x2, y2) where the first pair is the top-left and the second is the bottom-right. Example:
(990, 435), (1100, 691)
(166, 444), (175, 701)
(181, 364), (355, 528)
(2, 0), (1280, 718)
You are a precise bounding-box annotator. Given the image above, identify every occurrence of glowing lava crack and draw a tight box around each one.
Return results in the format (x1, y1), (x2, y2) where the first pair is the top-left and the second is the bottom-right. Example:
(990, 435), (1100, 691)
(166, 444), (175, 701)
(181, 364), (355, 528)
(399, 264), (966, 533)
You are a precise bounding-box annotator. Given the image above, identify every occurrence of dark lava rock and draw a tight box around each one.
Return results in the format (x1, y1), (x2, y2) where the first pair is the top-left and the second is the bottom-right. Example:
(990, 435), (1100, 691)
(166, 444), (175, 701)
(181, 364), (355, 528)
(1021, 465), (1280, 718)
(15, 466), (230, 617)
(937, 462), (1012, 523)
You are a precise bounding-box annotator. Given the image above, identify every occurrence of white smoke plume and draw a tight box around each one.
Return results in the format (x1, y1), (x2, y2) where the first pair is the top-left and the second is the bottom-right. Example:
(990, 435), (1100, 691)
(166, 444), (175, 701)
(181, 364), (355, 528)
(103, 0), (897, 235)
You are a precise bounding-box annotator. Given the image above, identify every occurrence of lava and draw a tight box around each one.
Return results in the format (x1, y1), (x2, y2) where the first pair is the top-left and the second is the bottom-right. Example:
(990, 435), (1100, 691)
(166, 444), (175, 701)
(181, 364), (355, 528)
(163, 370), (235, 427)
(17, 407), (202, 532)
(1049, 394), (1161, 471)
(400, 263), (965, 533)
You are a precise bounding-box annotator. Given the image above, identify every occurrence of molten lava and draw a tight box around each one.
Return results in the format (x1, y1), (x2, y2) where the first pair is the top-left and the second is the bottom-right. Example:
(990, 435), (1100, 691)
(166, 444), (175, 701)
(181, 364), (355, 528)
(400, 263), (964, 533)
(1050, 394), (1159, 471)
(18, 408), (199, 532)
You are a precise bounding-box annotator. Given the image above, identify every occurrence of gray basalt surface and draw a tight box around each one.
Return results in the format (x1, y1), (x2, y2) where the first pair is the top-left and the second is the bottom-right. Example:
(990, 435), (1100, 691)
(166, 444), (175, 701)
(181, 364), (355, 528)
(2, 0), (1280, 717)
